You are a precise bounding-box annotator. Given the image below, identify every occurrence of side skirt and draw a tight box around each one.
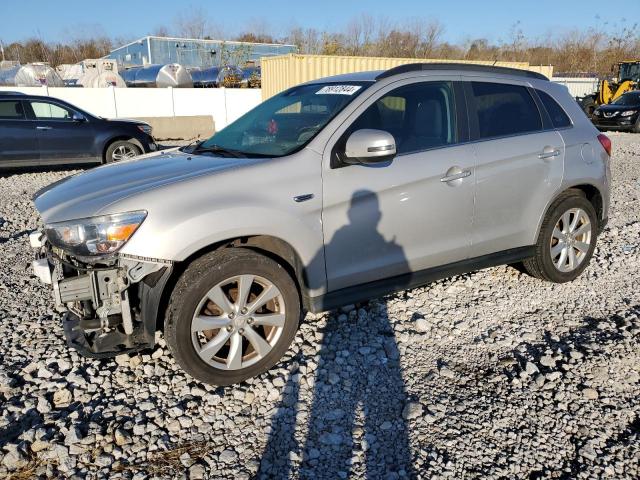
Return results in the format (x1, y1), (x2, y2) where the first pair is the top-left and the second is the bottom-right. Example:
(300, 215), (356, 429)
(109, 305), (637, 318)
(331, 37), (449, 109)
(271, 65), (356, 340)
(304, 246), (535, 313)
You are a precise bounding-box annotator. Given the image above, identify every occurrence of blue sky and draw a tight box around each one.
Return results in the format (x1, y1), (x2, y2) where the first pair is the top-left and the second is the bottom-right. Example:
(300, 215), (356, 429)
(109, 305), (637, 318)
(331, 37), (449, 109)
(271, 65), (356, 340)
(2, 0), (638, 45)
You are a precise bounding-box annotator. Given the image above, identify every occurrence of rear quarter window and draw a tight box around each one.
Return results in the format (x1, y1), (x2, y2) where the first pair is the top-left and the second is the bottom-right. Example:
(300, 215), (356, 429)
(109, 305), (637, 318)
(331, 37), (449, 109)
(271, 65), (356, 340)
(537, 90), (572, 128)
(471, 82), (542, 139)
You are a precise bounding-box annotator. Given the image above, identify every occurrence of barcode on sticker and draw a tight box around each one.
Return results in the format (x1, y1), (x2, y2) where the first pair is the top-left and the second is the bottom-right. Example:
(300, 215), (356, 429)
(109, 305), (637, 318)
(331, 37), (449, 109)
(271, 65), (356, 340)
(316, 85), (362, 95)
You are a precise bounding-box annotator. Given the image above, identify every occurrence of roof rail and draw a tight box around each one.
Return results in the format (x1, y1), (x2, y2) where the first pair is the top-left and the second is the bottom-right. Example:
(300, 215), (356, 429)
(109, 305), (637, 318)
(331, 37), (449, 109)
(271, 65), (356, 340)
(375, 63), (548, 81)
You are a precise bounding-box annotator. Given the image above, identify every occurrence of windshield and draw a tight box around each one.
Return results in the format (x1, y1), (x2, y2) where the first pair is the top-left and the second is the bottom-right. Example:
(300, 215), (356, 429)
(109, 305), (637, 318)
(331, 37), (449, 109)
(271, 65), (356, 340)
(612, 91), (640, 106)
(619, 63), (640, 82)
(196, 81), (370, 157)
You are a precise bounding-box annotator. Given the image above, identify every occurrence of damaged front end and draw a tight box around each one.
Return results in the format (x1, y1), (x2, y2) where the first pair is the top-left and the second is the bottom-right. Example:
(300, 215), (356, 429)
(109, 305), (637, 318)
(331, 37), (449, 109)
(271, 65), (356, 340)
(30, 231), (172, 358)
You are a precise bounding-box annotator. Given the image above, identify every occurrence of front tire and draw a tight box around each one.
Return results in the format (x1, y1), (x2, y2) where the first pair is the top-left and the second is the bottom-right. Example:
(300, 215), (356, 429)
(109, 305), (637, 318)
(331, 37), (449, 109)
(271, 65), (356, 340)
(523, 190), (598, 283)
(165, 248), (300, 385)
(105, 140), (141, 163)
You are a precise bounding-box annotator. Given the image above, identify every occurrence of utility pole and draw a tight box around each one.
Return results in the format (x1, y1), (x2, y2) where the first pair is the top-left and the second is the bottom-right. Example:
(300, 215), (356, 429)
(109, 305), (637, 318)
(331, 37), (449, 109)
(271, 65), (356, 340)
(0, 40), (5, 62)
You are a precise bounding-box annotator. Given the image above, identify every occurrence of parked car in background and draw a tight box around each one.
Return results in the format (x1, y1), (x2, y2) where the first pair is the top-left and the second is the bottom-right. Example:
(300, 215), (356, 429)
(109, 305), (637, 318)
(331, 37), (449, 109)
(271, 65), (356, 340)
(0, 92), (156, 167)
(30, 63), (610, 385)
(592, 90), (640, 132)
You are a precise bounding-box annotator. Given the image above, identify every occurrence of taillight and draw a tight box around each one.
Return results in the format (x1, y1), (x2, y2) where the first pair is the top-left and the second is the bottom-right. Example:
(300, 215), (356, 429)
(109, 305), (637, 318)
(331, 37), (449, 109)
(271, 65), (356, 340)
(597, 134), (612, 157)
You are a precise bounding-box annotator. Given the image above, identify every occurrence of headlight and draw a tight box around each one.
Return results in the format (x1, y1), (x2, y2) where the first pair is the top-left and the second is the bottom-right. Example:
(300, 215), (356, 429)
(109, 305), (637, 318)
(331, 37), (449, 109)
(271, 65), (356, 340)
(45, 211), (146, 256)
(620, 110), (636, 117)
(137, 124), (153, 135)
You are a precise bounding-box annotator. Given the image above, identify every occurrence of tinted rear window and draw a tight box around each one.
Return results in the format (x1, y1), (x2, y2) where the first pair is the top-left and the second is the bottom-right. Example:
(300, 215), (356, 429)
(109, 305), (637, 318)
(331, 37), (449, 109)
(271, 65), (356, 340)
(537, 90), (571, 128)
(0, 100), (24, 119)
(471, 82), (542, 139)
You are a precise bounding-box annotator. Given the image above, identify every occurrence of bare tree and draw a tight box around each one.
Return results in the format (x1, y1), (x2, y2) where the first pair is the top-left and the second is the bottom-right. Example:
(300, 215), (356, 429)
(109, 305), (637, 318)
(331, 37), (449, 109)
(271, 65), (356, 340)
(3, 13), (639, 76)
(175, 6), (210, 39)
(153, 25), (171, 37)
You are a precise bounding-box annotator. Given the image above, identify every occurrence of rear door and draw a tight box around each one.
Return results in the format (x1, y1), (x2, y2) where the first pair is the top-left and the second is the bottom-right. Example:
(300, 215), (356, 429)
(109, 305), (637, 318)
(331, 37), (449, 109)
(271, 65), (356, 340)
(465, 80), (565, 256)
(26, 100), (96, 164)
(0, 99), (39, 166)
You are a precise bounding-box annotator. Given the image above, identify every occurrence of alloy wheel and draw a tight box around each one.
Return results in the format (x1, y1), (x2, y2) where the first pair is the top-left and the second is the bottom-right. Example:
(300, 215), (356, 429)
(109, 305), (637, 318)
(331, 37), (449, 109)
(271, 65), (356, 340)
(112, 145), (137, 161)
(191, 275), (285, 370)
(550, 208), (592, 272)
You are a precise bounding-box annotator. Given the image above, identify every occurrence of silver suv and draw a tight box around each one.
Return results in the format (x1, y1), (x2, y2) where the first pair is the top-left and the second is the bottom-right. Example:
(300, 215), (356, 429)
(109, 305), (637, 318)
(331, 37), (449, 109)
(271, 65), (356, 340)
(31, 64), (611, 385)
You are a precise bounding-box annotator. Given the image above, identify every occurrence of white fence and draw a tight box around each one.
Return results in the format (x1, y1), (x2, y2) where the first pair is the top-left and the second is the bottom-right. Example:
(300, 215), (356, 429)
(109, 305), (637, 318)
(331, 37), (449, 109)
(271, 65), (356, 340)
(0, 86), (263, 130)
(552, 77), (599, 99)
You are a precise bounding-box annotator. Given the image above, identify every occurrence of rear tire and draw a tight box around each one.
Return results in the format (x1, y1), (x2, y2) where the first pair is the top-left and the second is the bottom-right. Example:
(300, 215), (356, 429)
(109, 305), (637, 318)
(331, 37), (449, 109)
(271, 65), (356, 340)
(523, 190), (598, 283)
(165, 248), (300, 385)
(105, 140), (141, 163)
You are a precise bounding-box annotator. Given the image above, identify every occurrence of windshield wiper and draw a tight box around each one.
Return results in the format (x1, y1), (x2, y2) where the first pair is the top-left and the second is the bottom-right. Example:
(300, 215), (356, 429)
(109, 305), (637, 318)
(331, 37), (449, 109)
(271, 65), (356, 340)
(179, 139), (204, 153)
(193, 144), (247, 158)
(193, 144), (273, 159)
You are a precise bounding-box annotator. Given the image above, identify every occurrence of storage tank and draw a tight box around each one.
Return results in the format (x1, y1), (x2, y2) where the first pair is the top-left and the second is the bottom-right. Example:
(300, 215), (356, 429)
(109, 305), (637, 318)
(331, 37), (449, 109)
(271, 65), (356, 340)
(79, 70), (127, 88)
(121, 64), (193, 88)
(190, 66), (221, 88)
(77, 59), (126, 87)
(56, 64), (84, 87)
(0, 63), (64, 87)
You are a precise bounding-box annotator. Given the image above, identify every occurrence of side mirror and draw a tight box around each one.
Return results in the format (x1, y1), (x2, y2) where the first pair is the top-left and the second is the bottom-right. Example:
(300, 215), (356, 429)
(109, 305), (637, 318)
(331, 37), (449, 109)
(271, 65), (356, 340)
(344, 129), (396, 165)
(72, 112), (86, 122)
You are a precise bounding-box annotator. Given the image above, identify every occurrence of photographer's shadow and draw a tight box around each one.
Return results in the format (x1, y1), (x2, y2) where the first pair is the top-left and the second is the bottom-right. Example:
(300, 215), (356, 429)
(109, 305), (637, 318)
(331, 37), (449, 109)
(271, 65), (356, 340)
(258, 190), (416, 479)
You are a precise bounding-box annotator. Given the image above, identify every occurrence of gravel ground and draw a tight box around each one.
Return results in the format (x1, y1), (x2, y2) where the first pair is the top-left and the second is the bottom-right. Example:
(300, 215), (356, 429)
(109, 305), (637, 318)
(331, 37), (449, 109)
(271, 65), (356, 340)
(0, 134), (638, 479)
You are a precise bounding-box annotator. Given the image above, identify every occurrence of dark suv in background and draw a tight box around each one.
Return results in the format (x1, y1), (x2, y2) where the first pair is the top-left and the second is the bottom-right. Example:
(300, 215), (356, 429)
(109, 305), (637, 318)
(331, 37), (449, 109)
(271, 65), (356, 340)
(0, 92), (156, 167)
(592, 90), (640, 133)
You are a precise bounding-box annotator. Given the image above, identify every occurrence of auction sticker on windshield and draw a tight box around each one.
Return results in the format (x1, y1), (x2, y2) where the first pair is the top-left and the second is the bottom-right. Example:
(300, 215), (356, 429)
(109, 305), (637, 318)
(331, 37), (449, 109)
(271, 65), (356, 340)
(316, 85), (362, 95)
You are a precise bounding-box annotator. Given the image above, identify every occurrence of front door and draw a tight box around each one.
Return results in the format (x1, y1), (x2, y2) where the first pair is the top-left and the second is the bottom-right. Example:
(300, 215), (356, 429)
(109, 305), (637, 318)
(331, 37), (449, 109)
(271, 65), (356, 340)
(27, 100), (96, 164)
(0, 99), (39, 166)
(322, 79), (476, 292)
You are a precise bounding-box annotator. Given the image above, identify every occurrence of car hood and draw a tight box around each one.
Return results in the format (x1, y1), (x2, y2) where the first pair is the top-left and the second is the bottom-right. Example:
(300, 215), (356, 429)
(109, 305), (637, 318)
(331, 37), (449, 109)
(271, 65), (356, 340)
(33, 150), (254, 224)
(102, 117), (150, 126)
(599, 103), (640, 112)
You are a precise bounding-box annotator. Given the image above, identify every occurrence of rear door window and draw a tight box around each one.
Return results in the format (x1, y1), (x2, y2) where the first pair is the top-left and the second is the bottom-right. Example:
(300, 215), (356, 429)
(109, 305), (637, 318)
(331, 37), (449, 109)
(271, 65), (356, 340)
(0, 100), (25, 120)
(536, 90), (572, 128)
(470, 82), (542, 139)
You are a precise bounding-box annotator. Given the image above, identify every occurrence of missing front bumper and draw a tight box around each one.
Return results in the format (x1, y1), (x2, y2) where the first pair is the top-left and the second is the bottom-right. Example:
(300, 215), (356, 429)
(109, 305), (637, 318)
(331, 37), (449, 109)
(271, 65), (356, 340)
(31, 235), (173, 358)
(62, 310), (152, 358)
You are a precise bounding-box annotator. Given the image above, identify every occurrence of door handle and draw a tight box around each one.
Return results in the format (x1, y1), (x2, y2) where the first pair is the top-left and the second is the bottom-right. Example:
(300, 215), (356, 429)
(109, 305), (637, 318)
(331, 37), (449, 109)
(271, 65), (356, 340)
(36, 126), (52, 130)
(440, 170), (471, 183)
(538, 148), (560, 159)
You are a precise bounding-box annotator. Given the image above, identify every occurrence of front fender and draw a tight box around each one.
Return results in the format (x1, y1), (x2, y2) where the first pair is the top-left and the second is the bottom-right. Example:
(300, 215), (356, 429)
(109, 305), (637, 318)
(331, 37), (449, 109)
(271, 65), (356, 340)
(115, 148), (326, 295)
(122, 205), (326, 295)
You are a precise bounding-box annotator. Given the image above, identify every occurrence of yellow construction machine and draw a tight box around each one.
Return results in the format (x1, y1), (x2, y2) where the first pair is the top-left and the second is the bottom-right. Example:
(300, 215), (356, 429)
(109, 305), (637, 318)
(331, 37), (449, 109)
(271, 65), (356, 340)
(580, 60), (640, 116)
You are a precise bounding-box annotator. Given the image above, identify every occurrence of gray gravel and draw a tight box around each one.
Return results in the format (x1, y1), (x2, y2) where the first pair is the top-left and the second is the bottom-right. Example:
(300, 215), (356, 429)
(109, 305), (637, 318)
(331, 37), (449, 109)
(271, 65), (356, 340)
(1, 134), (639, 479)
